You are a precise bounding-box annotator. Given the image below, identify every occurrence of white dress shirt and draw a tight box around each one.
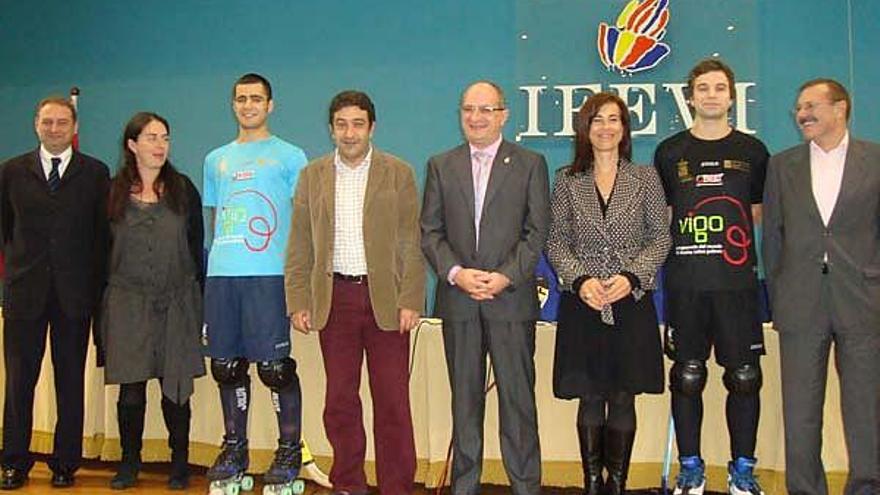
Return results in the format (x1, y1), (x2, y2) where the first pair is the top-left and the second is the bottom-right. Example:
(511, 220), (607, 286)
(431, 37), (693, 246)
(810, 131), (849, 226)
(332, 147), (372, 276)
(39, 145), (73, 179)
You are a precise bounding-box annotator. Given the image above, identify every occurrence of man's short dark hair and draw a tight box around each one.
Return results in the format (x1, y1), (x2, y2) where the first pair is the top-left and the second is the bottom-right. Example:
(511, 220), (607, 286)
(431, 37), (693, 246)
(328, 90), (376, 125)
(686, 58), (737, 102)
(35, 96), (77, 122)
(799, 78), (851, 121)
(233, 73), (273, 100)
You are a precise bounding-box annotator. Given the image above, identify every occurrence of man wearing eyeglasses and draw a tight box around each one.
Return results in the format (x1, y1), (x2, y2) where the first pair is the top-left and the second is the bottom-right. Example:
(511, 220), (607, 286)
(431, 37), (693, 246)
(763, 79), (880, 495)
(0, 96), (109, 489)
(421, 80), (550, 495)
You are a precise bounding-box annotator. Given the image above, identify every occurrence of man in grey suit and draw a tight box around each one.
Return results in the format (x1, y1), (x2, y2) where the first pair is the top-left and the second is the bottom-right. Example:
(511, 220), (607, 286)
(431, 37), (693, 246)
(421, 80), (550, 495)
(763, 78), (880, 495)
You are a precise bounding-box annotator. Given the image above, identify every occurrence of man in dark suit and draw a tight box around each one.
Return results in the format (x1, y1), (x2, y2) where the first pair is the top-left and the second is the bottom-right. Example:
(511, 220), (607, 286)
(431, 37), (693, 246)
(0, 96), (110, 489)
(763, 79), (880, 495)
(421, 80), (550, 495)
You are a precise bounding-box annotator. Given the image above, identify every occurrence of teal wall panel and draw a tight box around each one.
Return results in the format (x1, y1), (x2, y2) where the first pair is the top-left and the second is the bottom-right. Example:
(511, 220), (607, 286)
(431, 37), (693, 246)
(1, 1), (877, 311)
(2, 1), (876, 179)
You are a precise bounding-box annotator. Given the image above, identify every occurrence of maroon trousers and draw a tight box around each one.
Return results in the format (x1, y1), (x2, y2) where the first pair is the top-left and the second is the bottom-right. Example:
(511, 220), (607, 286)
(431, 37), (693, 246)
(319, 278), (416, 495)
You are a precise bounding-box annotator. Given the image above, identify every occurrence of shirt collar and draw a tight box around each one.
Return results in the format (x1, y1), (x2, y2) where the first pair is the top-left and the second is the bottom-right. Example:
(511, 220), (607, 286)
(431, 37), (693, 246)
(39, 144), (73, 164)
(810, 130), (849, 158)
(334, 146), (373, 172)
(469, 135), (503, 160)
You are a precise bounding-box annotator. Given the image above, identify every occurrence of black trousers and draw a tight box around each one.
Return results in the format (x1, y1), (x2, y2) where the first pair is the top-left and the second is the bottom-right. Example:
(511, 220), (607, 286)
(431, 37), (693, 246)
(1, 286), (90, 473)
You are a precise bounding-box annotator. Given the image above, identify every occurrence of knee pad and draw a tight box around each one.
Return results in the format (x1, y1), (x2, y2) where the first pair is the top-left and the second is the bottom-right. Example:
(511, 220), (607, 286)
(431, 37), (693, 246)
(670, 360), (708, 396)
(257, 358), (298, 392)
(723, 363), (762, 395)
(210, 357), (250, 386)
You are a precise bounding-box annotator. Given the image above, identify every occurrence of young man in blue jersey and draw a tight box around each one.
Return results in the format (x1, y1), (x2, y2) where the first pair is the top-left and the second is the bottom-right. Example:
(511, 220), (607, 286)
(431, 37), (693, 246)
(202, 73), (308, 492)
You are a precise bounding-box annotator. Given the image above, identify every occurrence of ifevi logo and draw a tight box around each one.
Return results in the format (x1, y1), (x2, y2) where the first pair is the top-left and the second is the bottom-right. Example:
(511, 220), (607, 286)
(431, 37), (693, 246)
(598, 0), (671, 74)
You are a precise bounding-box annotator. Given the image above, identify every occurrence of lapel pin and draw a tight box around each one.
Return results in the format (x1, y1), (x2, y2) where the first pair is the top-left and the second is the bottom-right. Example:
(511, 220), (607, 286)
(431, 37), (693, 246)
(503, 156), (511, 165)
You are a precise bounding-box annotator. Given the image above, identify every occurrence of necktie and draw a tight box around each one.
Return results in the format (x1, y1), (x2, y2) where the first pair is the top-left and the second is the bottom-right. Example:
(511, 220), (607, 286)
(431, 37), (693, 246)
(473, 151), (490, 247)
(48, 157), (61, 193)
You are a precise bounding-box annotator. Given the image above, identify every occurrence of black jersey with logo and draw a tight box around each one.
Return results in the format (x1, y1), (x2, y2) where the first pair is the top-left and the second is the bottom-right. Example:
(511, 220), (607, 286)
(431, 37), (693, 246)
(654, 129), (769, 291)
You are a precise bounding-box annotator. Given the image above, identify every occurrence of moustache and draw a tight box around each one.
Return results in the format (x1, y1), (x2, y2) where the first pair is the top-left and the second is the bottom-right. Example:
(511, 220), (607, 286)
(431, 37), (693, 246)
(798, 117), (818, 127)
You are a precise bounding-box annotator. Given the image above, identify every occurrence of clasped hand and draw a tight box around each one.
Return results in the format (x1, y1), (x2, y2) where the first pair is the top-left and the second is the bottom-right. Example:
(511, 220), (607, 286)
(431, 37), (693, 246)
(578, 274), (632, 311)
(454, 268), (510, 300)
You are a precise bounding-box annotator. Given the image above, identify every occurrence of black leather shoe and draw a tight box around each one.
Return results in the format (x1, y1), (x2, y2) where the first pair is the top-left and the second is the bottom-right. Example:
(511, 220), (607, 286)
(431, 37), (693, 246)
(0, 468), (27, 490)
(50, 470), (75, 488)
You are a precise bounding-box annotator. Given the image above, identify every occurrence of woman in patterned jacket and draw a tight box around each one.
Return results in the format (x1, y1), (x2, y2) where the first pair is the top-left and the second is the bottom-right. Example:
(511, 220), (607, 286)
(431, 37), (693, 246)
(546, 92), (670, 495)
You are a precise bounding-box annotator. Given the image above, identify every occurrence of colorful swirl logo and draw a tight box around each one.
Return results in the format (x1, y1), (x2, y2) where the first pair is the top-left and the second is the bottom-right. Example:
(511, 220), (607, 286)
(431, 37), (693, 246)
(227, 189), (278, 252)
(598, 0), (671, 75)
(690, 195), (751, 266)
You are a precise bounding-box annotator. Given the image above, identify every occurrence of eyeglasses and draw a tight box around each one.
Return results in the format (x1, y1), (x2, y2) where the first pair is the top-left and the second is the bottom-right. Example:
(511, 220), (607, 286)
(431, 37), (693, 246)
(139, 133), (170, 144)
(460, 105), (506, 116)
(792, 100), (838, 115)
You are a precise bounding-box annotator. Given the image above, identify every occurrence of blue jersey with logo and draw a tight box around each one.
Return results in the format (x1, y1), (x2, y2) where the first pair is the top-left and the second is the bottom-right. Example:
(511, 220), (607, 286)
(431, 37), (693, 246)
(203, 136), (307, 276)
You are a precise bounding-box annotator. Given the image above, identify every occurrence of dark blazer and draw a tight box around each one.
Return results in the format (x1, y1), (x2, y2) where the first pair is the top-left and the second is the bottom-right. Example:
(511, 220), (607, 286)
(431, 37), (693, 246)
(421, 140), (550, 322)
(0, 149), (110, 320)
(546, 160), (670, 295)
(763, 138), (880, 333)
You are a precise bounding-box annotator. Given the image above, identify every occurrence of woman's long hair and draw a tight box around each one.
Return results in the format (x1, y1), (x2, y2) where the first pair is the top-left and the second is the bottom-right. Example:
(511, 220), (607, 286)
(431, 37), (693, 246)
(108, 112), (187, 221)
(568, 92), (633, 175)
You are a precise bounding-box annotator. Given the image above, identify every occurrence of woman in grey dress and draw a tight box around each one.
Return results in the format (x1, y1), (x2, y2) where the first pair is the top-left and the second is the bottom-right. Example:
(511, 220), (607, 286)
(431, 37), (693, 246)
(100, 112), (205, 490)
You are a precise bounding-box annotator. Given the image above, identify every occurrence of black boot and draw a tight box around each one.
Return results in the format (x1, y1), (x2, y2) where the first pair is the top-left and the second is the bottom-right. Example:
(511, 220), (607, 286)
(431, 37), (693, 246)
(577, 424), (604, 495)
(603, 428), (635, 495)
(161, 397), (191, 490)
(111, 402), (145, 490)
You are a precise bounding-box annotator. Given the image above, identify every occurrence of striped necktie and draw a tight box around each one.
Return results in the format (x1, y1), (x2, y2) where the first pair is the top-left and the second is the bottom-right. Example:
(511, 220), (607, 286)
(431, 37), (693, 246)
(473, 150), (490, 248)
(48, 157), (61, 193)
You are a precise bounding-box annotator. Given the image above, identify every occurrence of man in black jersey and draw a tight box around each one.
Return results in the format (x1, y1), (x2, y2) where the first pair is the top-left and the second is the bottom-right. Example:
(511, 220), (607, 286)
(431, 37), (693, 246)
(654, 59), (768, 495)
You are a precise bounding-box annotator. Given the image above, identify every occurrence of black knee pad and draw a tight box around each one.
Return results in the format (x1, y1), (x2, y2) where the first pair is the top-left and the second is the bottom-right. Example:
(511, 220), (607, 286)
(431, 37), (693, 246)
(210, 357), (250, 386)
(723, 363), (762, 395)
(257, 358), (298, 392)
(670, 360), (708, 396)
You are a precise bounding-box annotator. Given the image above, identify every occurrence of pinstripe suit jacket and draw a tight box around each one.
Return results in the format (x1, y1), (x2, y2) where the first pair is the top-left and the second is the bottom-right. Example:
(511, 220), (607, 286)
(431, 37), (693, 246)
(421, 140), (550, 322)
